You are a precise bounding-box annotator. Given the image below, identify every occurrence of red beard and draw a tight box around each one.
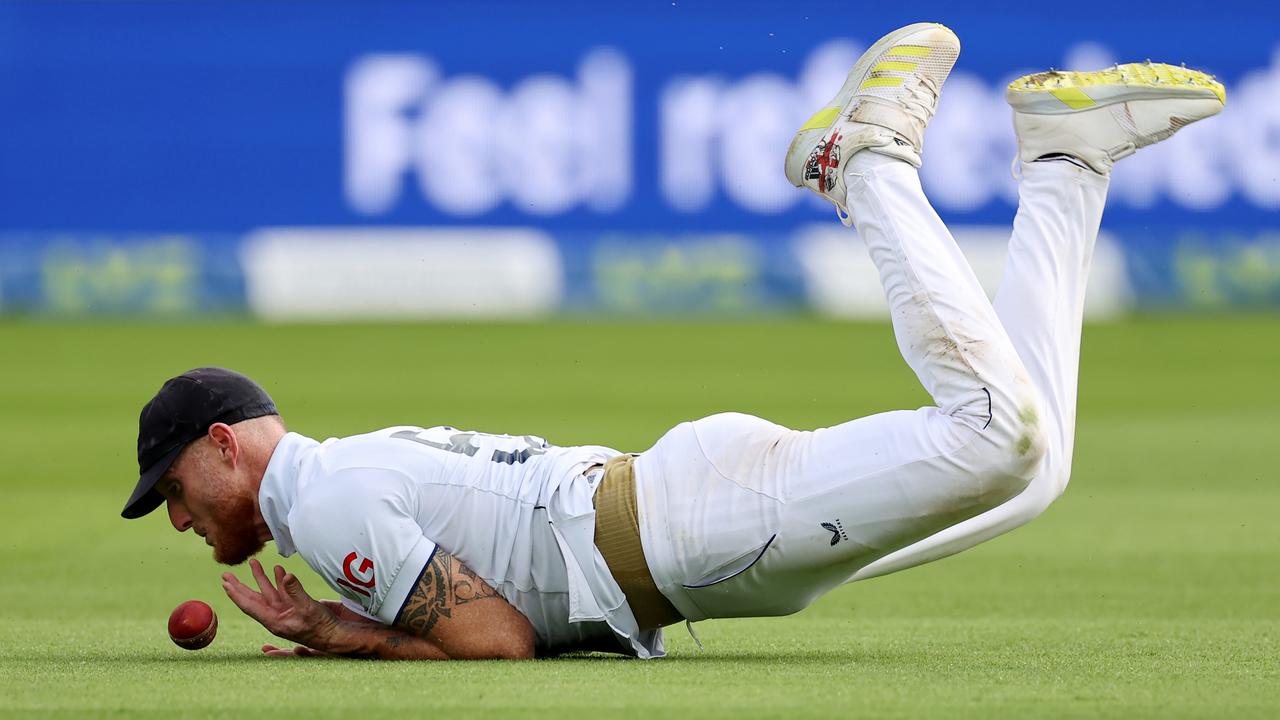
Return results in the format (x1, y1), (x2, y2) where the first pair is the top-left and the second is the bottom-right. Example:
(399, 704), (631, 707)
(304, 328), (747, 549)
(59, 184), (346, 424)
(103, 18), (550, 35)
(210, 490), (265, 565)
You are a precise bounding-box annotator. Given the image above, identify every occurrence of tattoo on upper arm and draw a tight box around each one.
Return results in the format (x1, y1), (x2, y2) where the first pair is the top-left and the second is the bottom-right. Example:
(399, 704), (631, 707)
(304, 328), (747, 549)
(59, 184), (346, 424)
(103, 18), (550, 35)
(395, 550), (499, 639)
(452, 563), (496, 604)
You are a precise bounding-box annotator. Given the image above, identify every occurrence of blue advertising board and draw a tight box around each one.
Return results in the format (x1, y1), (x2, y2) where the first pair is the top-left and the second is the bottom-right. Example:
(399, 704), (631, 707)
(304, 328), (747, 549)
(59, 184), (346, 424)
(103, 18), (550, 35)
(1, 1), (1277, 315)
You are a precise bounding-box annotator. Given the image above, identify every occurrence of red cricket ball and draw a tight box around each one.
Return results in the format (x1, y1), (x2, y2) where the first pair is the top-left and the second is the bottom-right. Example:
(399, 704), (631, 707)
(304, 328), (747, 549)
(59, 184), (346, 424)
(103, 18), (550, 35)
(168, 600), (218, 651)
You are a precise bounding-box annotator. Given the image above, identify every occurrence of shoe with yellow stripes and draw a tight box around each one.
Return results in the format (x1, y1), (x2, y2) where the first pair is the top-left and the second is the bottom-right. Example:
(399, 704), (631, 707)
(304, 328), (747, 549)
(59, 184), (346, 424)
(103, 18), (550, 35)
(784, 22), (960, 224)
(1007, 62), (1226, 176)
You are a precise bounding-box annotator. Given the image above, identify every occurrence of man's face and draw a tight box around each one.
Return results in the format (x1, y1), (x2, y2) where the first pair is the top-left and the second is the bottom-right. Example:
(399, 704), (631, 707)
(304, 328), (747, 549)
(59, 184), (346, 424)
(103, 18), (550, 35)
(156, 439), (265, 566)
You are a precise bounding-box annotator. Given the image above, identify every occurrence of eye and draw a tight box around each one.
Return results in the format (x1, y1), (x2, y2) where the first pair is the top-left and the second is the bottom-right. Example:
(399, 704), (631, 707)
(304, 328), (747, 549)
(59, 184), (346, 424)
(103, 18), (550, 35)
(167, 480), (183, 499)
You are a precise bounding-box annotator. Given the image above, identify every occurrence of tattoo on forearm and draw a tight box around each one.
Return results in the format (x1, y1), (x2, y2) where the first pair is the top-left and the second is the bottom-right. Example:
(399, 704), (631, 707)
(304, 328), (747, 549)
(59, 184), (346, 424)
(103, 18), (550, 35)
(396, 551), (499, 639)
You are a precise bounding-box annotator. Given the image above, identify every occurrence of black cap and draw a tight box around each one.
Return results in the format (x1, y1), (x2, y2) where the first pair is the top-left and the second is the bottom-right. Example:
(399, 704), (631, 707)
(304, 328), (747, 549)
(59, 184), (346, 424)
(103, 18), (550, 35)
(123, 368), (278, 519)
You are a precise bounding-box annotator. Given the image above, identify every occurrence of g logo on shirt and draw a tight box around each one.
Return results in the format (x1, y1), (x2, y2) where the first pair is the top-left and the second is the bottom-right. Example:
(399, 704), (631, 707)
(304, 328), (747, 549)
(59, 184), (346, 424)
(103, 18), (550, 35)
(336, 551), (376, 598)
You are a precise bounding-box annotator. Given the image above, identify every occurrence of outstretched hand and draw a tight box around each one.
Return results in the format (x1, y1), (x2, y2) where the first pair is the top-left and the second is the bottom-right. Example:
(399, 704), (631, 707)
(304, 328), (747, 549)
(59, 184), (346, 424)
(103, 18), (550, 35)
(222, 558), (338, 648)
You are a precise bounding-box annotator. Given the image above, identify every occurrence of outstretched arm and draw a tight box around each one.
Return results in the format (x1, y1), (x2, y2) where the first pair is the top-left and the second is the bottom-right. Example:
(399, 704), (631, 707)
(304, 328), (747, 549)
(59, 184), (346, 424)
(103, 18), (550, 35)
(223, 551), (535, 660)
(386, 547), (534, 659)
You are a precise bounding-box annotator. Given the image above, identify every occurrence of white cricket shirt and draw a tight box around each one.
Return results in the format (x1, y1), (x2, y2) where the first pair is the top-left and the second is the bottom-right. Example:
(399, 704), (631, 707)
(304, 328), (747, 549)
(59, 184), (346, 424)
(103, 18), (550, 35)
(258, 428), (665, 658)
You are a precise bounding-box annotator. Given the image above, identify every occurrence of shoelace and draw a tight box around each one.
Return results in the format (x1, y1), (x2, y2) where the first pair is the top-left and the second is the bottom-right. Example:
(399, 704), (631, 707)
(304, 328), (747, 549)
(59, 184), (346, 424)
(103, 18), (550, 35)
(899, 73), (940, 132)
(832, 73), (941, 226)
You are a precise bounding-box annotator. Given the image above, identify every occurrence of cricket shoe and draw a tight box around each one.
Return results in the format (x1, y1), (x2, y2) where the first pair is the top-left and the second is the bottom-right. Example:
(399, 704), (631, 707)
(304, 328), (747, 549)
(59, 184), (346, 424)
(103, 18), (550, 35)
(1007, 62), (1226, 176)
(784, 22), (960, 225)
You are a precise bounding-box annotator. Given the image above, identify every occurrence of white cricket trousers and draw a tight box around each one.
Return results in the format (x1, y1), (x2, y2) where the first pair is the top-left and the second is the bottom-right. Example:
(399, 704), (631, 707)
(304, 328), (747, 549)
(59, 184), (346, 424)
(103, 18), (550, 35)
(634, 153), (1110, 622)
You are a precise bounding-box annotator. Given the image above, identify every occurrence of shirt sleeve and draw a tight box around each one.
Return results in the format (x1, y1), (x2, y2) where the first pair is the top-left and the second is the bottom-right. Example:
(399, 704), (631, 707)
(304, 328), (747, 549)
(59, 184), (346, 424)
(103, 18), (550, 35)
(339, 597), (378, 622)
(289, 467), (437, 625)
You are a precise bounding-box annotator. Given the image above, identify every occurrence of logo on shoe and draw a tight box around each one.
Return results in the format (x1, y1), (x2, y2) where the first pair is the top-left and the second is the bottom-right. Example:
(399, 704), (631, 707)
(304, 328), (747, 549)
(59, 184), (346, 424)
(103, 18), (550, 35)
(804, 131), (842, 192)
(821, 519), (849, 546)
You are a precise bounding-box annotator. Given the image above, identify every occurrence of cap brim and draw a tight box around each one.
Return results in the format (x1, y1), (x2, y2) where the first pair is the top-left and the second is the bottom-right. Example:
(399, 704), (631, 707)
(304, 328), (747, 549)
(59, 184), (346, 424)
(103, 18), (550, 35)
(121, 444), (184, 519)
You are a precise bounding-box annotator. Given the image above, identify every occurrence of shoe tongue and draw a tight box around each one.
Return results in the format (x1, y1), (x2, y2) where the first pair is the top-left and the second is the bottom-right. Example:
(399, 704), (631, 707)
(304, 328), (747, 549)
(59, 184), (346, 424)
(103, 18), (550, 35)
(849, 100), (924, 150)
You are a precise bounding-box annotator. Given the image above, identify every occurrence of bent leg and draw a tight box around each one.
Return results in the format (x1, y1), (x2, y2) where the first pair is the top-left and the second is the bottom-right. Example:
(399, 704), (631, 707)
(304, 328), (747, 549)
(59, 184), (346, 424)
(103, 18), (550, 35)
(639, 154), (1048, 621)
(849, 159), (1108, 581)
(854, 60), (1233, 581)
(993, 160), (1107, 497)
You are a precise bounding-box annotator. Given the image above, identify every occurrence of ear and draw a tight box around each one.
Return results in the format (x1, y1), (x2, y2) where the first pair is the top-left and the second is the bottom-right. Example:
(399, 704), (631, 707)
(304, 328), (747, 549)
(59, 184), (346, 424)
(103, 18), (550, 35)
(206, 422), (241, 467)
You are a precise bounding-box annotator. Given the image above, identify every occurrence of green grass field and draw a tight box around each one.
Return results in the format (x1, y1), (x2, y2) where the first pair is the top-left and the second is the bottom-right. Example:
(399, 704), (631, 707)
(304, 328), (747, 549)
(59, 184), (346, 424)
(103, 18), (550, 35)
(1, 317), (1277, 718)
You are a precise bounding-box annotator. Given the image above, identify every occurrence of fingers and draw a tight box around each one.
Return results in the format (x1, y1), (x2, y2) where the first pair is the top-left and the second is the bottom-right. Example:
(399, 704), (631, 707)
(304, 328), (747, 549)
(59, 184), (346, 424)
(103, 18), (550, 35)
(249, 559), (280, 604)
(282, 571), (308, 600)
(222, 571), (257, 596)
(222, 575), (270, 621)
(261, 562), (309, 606)
(262, 644), (328, 658)
(222, 563), (326, 643)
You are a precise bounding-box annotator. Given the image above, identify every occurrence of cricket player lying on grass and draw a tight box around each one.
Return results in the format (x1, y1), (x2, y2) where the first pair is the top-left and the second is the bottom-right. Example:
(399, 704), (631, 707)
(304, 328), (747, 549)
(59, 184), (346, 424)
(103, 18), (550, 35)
(121, 23), (1224, 660)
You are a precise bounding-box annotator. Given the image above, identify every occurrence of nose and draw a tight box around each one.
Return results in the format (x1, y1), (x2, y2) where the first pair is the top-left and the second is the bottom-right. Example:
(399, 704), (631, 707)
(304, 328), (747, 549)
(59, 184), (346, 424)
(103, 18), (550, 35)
(166, 499), (193, 532)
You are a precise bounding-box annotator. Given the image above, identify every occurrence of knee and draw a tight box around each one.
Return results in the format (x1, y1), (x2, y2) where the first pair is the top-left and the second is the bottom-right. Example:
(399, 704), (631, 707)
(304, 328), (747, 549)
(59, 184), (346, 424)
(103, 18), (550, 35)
(973, 391), (1049, 504)
(1008, 399), (1049, 474)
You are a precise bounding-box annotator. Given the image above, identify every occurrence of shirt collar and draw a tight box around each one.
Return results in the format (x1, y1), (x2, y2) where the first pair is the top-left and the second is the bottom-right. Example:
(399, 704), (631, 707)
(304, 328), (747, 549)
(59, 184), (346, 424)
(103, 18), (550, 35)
(258, 432), (320, 557)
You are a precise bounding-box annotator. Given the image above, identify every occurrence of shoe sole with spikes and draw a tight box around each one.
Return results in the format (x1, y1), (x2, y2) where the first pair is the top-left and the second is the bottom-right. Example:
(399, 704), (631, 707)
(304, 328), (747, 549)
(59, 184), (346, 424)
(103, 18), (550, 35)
(1007, 62), (1225, 175)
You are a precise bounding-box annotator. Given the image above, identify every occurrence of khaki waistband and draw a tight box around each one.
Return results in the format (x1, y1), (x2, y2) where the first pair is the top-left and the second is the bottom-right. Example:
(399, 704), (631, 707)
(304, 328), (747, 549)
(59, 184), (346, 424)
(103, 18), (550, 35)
(592, 454), (684, 630)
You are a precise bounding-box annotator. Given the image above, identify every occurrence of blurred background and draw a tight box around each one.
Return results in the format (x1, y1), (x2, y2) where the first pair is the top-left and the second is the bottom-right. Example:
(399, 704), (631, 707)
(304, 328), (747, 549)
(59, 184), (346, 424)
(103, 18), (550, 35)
(1, 0), (1277, 320)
